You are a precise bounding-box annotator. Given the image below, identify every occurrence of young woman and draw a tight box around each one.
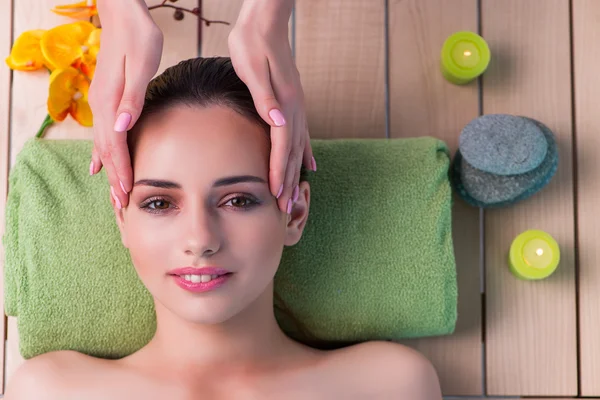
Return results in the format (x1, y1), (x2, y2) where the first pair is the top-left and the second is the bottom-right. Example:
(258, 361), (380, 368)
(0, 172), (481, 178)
(6, 57), (442, 400)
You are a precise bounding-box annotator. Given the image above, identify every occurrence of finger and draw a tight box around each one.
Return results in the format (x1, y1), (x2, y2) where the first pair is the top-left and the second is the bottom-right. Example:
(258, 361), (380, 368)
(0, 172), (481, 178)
(238, 57), (287, 129)
(279, 114), (304, 214)
(111, 54), (151, 196)
(269, 121), (292, 208)
(89, 49), (125, 193)
(288, 116), (305, 206)
(90, 146), (102, 176)
(303, 133), (316, 172)
(93, 107), (129, 207)
(300, 114), (315, 171)
(95, 115), (127, 208)
(282, 145), (303, 214)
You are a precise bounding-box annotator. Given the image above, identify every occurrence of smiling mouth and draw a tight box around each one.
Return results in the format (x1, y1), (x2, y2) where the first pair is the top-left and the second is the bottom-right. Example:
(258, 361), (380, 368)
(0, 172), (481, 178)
(176, 273), (233, 283)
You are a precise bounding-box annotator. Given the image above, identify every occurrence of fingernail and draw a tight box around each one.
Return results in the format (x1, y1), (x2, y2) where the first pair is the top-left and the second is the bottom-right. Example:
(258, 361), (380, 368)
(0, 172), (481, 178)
(286, 198), (293, 214)
(268, 109), (286, 127)
(293, 185), (299, 203)
(120, 180), (128, 194)
(111, 186), (122, 209)
(113, 112), (132, 132)
(89, 161), (94, 176)
(311, 156), (317, 172)
(276, 184), (284, 199)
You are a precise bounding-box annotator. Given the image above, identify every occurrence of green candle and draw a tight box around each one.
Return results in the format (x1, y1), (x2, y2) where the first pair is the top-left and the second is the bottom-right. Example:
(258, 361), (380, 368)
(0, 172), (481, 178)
(441, 31), (491, 85)
(509, 230), (560, 280)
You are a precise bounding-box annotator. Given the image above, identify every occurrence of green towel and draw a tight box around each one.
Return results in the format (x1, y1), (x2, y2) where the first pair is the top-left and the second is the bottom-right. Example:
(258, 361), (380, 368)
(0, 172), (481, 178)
(3, 137), (457, 359)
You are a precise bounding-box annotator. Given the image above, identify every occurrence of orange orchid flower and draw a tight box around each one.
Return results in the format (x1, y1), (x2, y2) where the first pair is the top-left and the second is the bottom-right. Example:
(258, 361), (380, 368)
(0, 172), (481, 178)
(40, 21), (100, 78)
(5, 30), (48, 71)
(51, 0), (97, 19)
(47, 67), (93, 127)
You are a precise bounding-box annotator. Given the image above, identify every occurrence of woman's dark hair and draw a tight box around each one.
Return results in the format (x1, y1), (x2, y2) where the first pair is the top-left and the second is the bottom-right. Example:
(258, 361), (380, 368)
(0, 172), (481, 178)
(129, 56), (313, 341)
(137, 57), (269, 132)
(129, 57), (306, 181)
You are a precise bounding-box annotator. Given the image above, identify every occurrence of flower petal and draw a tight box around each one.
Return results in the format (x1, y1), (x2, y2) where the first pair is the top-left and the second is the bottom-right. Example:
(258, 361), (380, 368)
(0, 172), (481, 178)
(5, 29), (46, 71)
(76, 54), (96, 79)
(41, 21), (96, 69)
(70, 97), (93, 126)
(53, 0), (94, 9)
(47, 67), (80, 122)
(51, 8), (98, 19)
(70, 75), (92, 126)
(51, 0), (97, 18)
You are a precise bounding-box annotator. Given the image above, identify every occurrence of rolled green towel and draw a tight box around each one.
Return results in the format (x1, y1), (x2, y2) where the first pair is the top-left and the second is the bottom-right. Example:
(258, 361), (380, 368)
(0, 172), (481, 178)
(3, 137), (457, 359)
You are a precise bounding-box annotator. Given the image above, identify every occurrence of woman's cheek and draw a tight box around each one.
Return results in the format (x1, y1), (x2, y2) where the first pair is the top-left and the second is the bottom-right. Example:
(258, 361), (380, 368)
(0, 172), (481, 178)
(126, 213), (173, 273)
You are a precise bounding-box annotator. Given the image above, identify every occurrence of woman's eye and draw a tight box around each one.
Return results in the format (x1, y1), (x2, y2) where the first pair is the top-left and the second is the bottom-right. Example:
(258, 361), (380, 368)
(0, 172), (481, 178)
(140, 198), (173, 213)
(149, 200), (170, 210)
(224, 196), (258, 209)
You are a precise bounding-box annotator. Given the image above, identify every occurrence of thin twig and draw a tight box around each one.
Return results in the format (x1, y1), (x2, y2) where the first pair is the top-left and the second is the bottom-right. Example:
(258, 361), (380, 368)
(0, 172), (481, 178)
(148, 1), (230, 26)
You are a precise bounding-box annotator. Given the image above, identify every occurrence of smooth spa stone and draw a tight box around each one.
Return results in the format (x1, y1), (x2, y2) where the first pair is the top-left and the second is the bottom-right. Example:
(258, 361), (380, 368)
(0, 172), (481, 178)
(459, 114), (548, 176)
(451, 117), (559, 208)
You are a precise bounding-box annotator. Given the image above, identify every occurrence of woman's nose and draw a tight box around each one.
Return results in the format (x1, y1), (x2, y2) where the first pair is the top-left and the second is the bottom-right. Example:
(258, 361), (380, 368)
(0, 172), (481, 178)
(183, 207), (221, 257)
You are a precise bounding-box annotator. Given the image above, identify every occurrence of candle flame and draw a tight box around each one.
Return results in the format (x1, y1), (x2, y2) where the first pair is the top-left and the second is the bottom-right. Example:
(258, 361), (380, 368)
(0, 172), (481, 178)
(464, 51), (472, 57)
(536, 248), (544, 256)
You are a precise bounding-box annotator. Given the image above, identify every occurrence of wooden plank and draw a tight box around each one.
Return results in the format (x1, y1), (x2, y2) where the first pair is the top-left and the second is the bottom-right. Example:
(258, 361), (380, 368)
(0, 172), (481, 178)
(201, 0), (243, 57)
(574, 0), (600, 395)
(388, 0), (482, 396)
(0, 0), (13, 394)
(482, 0), (577, 396)
(201, 1), (293, 58)
(5, 0), (199, 387)
(295, 0), (385, 139)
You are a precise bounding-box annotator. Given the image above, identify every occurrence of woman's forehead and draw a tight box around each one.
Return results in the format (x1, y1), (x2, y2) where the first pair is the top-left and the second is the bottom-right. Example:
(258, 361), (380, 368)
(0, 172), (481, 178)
(132, 106), (271, 179)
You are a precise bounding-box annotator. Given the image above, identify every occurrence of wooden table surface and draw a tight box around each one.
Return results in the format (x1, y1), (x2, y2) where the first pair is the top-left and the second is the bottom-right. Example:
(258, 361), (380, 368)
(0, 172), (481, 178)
(1, 0), (599, 398)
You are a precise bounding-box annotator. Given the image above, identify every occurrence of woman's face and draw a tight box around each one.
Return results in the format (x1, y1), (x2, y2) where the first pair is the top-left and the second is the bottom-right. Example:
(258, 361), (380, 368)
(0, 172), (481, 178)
(115, 105), (309, 325)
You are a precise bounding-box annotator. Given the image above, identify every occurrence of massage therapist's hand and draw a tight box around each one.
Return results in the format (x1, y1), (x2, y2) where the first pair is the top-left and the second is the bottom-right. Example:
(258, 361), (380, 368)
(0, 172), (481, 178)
(229, 0), (316, 214)
(89, 0), (164, 208)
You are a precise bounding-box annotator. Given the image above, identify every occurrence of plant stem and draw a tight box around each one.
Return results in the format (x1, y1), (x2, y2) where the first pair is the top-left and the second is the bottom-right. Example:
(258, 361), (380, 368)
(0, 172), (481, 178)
(148, 0), (229, 25)
(36, 114), (54, 138)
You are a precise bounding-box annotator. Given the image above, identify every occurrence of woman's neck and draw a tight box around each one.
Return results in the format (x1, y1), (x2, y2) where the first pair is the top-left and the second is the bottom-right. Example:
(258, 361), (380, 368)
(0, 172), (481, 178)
(144, 284), (300, 371)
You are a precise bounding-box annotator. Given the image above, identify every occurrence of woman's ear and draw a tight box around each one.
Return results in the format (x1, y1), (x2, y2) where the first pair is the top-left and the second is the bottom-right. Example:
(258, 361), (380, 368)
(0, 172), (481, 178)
(284, 181), (310, 246)
(110, 189), (129, 248)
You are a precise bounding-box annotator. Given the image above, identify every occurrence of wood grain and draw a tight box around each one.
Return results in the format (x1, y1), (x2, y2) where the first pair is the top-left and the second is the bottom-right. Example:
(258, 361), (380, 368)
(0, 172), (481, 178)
(481, 0), (577, 396)
(201, 0), (243, 56)
(573, 0), (600, 395)
(295, 0), (385, 139)
(4, 0), (199, 387)
(0, 0), (13, 393)
(200, 1), (293, 58)
(388, 0), (483, 395)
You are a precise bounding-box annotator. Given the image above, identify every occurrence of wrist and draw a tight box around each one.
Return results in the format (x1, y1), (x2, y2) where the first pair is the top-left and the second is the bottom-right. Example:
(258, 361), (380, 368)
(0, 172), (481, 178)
(237, 0), (294, 31)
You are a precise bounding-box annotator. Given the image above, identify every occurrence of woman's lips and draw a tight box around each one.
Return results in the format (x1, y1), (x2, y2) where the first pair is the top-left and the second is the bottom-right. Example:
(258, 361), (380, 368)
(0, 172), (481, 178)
(172, 273), (232, 293)
(168, 266), (232, 293)
(168, 266), (231, 276)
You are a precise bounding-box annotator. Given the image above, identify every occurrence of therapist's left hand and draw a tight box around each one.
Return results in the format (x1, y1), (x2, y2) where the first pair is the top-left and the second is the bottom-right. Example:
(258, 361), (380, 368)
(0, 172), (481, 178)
(228, 0), (316, 215)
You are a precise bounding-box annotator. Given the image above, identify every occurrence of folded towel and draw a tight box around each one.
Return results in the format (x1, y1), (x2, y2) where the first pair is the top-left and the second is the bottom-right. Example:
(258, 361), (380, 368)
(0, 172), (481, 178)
(3, 137), (457, 359)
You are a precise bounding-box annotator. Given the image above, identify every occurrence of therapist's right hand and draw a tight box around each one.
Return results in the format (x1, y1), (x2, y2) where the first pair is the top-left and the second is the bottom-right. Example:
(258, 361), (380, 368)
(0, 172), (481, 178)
(89, 0), (164, 208)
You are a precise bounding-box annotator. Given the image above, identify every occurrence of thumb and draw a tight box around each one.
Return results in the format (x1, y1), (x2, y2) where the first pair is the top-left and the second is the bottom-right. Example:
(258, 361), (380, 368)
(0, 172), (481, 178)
(244, 71), (287, 128)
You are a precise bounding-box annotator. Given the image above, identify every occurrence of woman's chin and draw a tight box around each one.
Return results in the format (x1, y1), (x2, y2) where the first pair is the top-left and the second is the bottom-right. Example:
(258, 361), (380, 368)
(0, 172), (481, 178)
(171, 302), (242, 325)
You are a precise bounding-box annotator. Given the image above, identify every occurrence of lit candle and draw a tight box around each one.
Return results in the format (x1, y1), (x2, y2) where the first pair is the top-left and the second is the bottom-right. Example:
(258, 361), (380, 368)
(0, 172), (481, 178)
(509, 230), (561, 280)
(441, 31), (491, 85)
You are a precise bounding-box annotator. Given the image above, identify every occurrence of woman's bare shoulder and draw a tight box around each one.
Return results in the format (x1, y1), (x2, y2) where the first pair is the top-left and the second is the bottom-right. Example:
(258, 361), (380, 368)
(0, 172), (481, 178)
(318, 341), (442, 399)
(4, 350), (112, 400)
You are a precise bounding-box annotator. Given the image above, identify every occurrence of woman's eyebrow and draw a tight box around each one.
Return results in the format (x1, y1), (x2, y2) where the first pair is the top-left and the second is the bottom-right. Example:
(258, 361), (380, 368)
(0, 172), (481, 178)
(134, 179), (181, 189)
(213, 175), (267, 187)
(133, 176), (266, 189)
